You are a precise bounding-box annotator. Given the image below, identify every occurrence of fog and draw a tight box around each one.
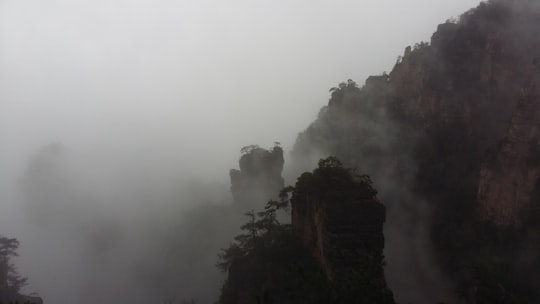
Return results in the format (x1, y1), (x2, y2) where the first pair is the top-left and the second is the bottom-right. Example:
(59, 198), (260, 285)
(0, 0), (480, 303)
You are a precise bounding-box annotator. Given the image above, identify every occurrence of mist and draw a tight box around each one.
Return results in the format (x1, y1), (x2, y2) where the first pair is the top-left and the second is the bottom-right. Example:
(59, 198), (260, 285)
(0, 0), (481, 303)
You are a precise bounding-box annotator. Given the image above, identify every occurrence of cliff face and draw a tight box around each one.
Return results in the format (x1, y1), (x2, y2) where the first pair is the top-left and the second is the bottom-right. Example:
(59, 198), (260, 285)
(291, 159), (386, 281)
(388, 0), (540, 228)
(390, 0), (540, 200)
(290, 158), (394, 303)
(291, 0), (540, 302)
(293, 0), (540, 233)
(477, 76), (540, 226)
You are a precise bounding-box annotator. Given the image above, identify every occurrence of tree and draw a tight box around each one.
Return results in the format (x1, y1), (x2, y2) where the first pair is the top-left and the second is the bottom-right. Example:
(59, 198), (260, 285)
(0, 236), (27, 301)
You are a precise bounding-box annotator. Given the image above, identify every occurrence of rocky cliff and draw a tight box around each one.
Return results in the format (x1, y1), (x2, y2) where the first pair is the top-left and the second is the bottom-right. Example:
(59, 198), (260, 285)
(389, 0), (540, 231)
(219, 1), (540, 302)
(290, 157), (394, 303)
(291, 158), (386, 282)
(219, 157), (394, 304)
(291, 0), (540, 302)
(477, 73), (540, 226)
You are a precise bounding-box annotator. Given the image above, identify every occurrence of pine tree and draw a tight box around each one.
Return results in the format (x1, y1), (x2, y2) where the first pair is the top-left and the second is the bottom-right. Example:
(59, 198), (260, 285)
(0, 236), (27, 301)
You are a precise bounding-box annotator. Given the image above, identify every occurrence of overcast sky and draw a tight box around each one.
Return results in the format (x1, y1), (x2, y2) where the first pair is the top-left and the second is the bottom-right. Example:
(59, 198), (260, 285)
(1, 0), (481, 182)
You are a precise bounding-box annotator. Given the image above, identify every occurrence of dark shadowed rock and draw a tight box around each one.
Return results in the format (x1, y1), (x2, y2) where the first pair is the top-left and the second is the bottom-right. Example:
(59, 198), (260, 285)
(477, 72), (540, 226)
(290, 157), (394, 302)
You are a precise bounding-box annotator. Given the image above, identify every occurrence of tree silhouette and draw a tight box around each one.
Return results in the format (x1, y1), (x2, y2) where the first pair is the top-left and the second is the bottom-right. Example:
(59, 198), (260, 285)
(0, 236), (27, 301)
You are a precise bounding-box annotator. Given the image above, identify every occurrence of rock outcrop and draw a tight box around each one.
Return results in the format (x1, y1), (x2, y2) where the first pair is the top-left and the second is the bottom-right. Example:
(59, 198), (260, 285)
(290, 158), (394, 302)
(291, 158), (386, 280)
(219, 157), (394, 304)
(229, 145), (284, 208)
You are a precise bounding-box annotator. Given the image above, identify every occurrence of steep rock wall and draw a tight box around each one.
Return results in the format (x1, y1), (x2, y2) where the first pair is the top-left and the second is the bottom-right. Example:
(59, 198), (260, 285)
(290, 0), (540, 302)
(292, 190), (386, 279)
(290, 159), (389, 287)
(477, 73), (540, 226)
